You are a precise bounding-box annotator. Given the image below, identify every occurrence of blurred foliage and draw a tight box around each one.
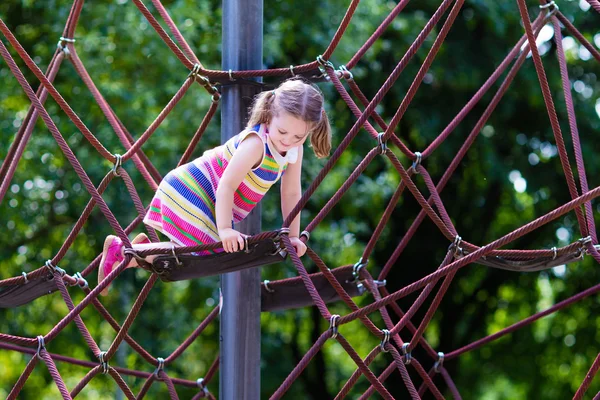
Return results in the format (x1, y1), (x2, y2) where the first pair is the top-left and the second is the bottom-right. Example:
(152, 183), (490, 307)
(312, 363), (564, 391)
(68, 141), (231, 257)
(1, 0), (600, 398)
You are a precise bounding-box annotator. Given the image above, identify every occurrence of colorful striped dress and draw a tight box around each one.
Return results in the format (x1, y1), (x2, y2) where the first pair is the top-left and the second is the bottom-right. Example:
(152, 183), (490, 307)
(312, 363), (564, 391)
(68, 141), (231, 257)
(143, 123), (298, 255)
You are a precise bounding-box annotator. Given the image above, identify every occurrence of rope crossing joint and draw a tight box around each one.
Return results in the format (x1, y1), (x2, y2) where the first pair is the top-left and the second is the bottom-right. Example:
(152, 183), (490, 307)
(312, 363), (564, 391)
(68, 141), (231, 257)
(98, 351), (109, 374)
(540, 1), (559, 19)
(434, 352), (445, 373)
(380, 329), (390, 352)
(329, 314), (340, 339)
(153, 357), (165, 379)
(56, 37), (75, 57)
(401, 343), (412, 365)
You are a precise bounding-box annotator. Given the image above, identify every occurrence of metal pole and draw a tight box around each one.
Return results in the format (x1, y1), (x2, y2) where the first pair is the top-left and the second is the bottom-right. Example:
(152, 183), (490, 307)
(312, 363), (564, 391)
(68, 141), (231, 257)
(220, 0), (263, 398)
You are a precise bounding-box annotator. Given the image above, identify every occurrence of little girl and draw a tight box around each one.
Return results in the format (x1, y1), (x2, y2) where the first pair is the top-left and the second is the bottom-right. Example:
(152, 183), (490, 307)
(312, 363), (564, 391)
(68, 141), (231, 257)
(98, 78), (332, 295)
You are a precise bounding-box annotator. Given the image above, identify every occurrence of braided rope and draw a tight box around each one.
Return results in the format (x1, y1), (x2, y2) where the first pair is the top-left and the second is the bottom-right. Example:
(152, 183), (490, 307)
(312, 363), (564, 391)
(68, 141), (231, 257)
(0, 0), (599, 398)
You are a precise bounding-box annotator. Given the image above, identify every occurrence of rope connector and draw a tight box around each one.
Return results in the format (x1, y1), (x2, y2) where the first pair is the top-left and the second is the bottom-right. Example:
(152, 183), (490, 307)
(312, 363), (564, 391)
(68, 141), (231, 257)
(411, 152), (422, 174)
(22, 272), (28, 284)
(228, 69), (235, 81)
(171, 244), (183, 267)
(401, 343), (412, 365)
(577, 236), (593, 258)
(263, 280), (275, 293)
(352, 258), (368, 281)
(45, 260), (66, 277)
(551, 246), (557, 260)
(112, 154), (122, 177)
(540, 1), (559, 19)
(153, 357), (165, 379)
(36, 335), (45, 359)
(71, 272), (89, 289)
(300, 230), (310, 241)
(98, 351), (109, 374)
(380, 329), (390, 353)
(188, 63), (203, 80)
(289, 65), (296, 77)
(276, 227), (291, 240)
(338, 65), (354, 81)
(377, 133), (388, 155)
(316, 55), (335, 70)
(450, 235), (463, 258)
(434, 352), (445, 373)
(197, 378), (209, 395)
(329, 314), (340, 339)
(56, 37), (75, 57)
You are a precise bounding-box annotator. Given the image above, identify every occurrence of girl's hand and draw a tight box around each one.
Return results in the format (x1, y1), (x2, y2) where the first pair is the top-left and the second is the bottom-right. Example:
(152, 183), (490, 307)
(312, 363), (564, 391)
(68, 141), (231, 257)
(289, 236), (307, 257)
(219, 228), (246, 253)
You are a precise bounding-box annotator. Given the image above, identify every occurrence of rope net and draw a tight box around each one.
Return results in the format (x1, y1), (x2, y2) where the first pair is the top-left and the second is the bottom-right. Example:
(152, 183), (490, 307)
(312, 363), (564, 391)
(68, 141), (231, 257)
(1, 0), (599, 398)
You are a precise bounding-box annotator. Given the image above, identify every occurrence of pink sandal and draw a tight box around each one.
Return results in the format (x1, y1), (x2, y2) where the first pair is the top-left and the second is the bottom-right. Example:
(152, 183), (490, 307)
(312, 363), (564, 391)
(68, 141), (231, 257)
(98, 233), (150, 296)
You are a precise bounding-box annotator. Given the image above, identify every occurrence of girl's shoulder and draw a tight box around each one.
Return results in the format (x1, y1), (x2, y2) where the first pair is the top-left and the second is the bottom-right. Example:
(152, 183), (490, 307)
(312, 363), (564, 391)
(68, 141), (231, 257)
(237, 124), (267, 145)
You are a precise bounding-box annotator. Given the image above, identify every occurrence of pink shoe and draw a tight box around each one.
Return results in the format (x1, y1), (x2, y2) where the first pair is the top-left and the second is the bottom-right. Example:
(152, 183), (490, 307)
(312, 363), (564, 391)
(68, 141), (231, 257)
(98, 233), (150, 296)
(98, 235), (124, 296)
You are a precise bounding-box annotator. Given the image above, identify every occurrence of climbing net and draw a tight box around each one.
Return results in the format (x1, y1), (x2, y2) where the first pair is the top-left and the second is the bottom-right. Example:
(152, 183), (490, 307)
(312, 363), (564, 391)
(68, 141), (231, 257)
(1, 0), (600, 398)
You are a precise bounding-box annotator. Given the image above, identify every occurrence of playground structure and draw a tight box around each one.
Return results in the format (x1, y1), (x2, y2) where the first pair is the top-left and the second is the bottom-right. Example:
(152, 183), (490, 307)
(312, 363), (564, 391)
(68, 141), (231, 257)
(1, 0), (600, 398)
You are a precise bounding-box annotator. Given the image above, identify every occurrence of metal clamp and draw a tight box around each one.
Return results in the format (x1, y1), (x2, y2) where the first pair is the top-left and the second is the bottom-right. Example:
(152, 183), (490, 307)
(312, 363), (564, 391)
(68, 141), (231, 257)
(377, 133), (388, 155)
(197, 378), (209, 395)
(112, 154), (122, 176)
(56, 37), (75, 57)
(551, 246), (557, 260)
(433, 352), (445, 373)
(380, 329), (390, 353)
(263, 280), (275, 293)
(451, 235), (463, 258)
(36, 335), (45, 359)
(300, 230), (310, 241)
(188, 63), (203, 80)
(45, 260), (66, 277)
(577, 236), (593, 258)
(98, 351), (109, 374)
(289, 65), (296, 77)
(329, 314), (340, 339)
(71, 272), (89, 289)
(228, 69), (235, 81)
(316, 55), (335, 70)
(153, 357), (165, 379)
(22, 272), (28, 284)
(540, 1), (559, 19)
(352, 258), (368, 281)
(411, 152), (422, 174)
(401, 343), (412, 365)
(338, 65), (354, 81)
(171, 245), (183, 267)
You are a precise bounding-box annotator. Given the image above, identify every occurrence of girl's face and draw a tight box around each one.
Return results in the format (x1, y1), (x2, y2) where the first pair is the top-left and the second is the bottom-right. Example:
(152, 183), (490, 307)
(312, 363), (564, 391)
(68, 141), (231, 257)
(268, 111), (310, 154)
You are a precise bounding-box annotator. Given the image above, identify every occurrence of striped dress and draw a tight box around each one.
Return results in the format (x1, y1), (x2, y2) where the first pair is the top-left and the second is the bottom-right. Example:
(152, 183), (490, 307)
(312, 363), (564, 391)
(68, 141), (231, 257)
(143, 123), (298, 255)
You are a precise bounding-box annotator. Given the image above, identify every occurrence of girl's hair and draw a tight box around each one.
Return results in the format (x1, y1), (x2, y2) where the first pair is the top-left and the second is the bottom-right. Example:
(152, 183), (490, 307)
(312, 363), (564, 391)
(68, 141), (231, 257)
(246, 78), (332, 158)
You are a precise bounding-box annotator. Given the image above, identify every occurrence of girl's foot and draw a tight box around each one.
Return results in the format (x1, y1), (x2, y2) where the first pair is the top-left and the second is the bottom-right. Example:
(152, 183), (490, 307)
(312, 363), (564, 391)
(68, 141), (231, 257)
(98, 233), (150, 296)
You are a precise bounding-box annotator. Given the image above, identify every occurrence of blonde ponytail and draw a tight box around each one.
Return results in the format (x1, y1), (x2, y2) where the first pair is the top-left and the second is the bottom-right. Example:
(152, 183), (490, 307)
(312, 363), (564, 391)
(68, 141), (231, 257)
(310, 108), (332, 158)
(246, 90), (277, 129)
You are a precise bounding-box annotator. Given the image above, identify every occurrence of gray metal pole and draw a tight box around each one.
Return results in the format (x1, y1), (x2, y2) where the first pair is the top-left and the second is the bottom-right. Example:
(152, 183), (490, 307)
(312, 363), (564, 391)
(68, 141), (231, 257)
(220, 0), (263, 398)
